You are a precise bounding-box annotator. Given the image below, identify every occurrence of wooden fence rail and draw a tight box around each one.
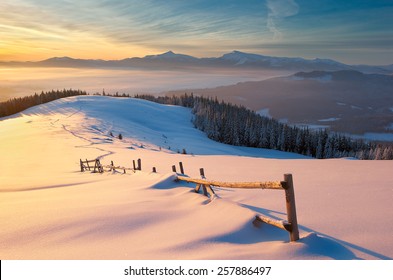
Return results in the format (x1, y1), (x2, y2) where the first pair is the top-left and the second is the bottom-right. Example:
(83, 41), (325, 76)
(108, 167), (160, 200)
(176, 172), (299, 242)
(176, 176), (284, 190)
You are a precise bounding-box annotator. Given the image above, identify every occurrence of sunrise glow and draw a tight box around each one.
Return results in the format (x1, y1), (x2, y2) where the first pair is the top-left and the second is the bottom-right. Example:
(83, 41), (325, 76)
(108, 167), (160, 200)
(0, 0), (392, 64)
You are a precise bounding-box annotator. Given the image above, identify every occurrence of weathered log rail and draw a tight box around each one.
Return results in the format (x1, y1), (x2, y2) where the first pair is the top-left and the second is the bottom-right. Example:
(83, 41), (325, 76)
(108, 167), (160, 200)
(176, 176), (284, 190)
(176, 171), (299, 242)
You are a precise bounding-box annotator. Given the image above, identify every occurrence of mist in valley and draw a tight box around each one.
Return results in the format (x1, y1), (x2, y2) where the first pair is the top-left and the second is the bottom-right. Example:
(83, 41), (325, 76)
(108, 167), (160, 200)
(0, 66), (289, 102)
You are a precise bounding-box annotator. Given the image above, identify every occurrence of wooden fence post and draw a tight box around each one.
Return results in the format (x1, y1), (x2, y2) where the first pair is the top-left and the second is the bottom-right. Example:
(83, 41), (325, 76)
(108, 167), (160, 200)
(199, 168), (205, 179)
(179, 162), (184, 175)
(111, 160), (114, 171)
(172, 165), (177, 172)
(199, 168), (208, 196)
(80, 159), (84, 172)
(86, 159), (90, 171)
(152, 167), (157, 173)
(133, 160), (136, 170)
(137, 158), (142, 171)
(283, 174), (299, 242)
(93, 159), (99, 173)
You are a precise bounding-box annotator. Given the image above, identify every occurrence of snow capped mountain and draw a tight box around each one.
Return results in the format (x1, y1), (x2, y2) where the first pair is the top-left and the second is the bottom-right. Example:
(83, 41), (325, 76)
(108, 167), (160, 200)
(219, 50), (269, 65)
(209, 51), (354, 71)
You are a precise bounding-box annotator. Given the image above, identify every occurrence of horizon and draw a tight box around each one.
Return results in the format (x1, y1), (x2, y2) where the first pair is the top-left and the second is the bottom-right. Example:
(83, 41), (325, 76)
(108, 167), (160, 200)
(2, 49), (393, 67)
(1, 1), (392, 65)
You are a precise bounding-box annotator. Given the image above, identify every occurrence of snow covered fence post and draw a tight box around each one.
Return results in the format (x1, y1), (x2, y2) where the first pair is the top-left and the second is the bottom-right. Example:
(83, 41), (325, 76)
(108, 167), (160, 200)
(283, 174), (299, 242)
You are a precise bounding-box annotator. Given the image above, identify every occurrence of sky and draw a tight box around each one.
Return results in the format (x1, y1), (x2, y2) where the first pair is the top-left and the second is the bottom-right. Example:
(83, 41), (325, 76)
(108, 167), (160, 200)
(0, 0), (392, 65)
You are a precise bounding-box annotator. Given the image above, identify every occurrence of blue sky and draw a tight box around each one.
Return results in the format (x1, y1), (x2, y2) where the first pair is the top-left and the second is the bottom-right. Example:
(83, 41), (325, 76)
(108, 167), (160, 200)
(0, 0), (392, 64)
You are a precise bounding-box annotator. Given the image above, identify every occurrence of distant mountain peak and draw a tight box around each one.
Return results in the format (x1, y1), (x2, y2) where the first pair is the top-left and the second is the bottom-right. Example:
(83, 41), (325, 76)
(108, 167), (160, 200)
(144, 51), (197, 61)
(45, 56), (74, 61)
(311, 57), (346, 66)
(220, 51), (267, 65)
(229, 50), (247, 55)
(155, 50), (176, 57)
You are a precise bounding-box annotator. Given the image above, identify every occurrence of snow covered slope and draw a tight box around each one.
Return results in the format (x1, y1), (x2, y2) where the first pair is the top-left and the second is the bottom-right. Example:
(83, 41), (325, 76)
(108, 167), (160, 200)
(0, 96), (392, 260)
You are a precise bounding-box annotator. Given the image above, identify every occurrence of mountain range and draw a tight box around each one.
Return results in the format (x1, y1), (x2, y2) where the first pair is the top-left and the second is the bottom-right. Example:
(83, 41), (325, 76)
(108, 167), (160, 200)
(2, 50), (393, 74)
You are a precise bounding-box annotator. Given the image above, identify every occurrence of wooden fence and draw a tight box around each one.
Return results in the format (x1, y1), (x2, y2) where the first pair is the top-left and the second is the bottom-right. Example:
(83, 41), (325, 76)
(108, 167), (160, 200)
(79, 158), (299, 241)
(80, 158), (104, 173)
(80, 158), (142, 174)
(176, 170), (299, 242)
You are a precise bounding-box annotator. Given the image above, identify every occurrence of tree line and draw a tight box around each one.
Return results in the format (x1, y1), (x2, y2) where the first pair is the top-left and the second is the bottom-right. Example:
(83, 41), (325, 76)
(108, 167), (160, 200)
(0, 89), (87, 118)
(134, 93), (393, 160)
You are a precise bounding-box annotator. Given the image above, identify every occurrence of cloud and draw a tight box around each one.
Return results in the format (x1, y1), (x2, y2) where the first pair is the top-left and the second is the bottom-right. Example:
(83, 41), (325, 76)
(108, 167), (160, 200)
(266, 0), (299, 39)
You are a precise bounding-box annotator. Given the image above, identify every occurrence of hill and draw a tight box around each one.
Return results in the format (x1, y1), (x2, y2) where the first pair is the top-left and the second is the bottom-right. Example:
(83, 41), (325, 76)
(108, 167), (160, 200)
(0, 96), (392, 260)
(167, 70), (393, 136)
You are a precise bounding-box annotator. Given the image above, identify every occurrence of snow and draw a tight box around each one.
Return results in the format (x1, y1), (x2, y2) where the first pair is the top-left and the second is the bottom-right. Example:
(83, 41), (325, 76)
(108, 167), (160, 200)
(318, 117), (341, 122)
(256, 108), (272, 118)
(291, 123), (330, 130)
(1, 96), (392, 260)
(351, 132), (393, 142)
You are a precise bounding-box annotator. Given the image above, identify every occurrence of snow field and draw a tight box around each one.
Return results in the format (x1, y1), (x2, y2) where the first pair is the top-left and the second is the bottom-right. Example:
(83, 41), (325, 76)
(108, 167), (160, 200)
(0, 96), (392, 259)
